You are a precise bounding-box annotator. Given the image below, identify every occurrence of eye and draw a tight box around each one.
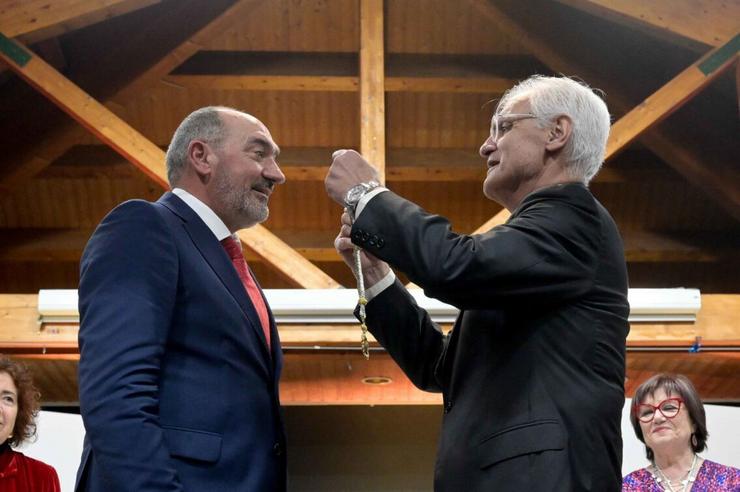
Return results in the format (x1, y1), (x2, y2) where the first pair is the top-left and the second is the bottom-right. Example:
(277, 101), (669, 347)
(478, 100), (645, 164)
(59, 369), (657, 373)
(2, 395), (15, 404)
(638, 407), (653, 418)
(499, 121), (514, 134)
(254, 150), (265, 158)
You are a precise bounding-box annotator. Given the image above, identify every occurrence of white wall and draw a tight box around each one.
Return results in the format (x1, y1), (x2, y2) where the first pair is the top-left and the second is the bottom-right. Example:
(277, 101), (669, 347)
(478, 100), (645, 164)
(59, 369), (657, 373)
(19, 403), (740, 491)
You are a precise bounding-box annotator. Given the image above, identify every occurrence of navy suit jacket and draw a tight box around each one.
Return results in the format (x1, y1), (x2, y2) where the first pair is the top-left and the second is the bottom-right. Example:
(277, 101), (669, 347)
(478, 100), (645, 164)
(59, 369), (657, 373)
(352, 183), (629, 491)
(76, 192), (286, 491)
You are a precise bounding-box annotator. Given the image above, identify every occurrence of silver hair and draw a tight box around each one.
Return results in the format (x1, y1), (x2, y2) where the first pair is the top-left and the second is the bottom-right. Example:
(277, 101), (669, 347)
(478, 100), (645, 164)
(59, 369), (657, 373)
(496, 75), (611, 184)
(165, 106), (237, 185)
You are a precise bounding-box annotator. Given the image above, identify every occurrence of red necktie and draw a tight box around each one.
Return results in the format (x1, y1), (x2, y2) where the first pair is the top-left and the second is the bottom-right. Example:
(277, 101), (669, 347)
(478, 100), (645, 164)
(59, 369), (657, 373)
(221, 236), (271, 351)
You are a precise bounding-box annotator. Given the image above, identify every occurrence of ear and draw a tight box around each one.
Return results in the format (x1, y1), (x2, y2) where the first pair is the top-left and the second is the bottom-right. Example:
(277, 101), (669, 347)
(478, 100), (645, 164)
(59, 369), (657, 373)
(188, 140), (217, 178)
(544, 115), (573, 152)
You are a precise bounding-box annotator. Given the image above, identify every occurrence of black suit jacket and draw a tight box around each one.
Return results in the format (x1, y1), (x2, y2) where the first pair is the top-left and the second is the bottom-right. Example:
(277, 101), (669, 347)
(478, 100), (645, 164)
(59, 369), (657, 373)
(77, 192), (286, 491)
(352, 183), (629, 491)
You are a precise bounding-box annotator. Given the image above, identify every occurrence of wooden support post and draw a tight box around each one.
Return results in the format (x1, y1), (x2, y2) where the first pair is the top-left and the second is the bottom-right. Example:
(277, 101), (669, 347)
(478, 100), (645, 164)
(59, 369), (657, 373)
(359, 0), (386, 184)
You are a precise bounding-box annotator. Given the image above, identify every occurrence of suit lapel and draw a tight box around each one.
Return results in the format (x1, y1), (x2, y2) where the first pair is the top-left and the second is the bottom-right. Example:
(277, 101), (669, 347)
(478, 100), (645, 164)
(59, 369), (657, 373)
(158, 193), (272, 361)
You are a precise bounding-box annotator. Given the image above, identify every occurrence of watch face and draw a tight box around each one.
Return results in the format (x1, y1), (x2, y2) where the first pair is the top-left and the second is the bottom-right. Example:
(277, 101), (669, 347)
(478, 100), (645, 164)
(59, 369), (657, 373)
(345, 184), (367, 205)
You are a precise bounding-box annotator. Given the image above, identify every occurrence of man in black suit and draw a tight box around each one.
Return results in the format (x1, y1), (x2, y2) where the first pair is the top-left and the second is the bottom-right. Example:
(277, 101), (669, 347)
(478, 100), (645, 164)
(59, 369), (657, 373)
(325, 76), (629, 491)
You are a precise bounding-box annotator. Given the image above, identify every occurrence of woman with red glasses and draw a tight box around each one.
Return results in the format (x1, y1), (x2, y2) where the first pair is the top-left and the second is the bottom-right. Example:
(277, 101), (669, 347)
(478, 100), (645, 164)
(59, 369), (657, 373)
(622, 373), (740, 491)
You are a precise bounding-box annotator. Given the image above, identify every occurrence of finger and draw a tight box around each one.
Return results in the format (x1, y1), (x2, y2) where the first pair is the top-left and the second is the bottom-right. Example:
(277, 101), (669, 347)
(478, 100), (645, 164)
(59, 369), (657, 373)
(339, 224), (352, 237)
(332, 149), (348, 160)
(334, 236), (354, 252)
(341, 211), (353, 226)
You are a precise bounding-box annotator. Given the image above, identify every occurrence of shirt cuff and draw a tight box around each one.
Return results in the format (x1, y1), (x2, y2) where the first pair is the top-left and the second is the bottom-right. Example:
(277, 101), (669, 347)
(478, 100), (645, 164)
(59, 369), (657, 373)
(355, 187), (389, 218)
(364, 269), (396, 302)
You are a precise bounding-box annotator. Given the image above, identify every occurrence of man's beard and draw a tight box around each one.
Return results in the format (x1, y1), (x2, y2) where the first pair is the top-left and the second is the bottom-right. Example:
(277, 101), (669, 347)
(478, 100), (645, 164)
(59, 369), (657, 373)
(213, 171), (269, 227)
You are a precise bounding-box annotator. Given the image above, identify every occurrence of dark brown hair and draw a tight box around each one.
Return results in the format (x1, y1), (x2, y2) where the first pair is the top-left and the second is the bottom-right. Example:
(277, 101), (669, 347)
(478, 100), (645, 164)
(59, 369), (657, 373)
(630, 373), (708, 461)
(0, 355), (41, 447)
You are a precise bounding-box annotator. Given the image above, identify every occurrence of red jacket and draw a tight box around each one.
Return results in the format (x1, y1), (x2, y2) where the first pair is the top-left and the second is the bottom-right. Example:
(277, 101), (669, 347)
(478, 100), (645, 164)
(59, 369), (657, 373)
(0, 444), (61, 492)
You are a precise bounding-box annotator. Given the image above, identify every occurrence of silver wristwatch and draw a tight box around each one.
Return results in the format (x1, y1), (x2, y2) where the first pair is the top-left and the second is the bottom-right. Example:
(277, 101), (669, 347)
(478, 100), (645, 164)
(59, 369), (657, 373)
(344, 180), (380, 219)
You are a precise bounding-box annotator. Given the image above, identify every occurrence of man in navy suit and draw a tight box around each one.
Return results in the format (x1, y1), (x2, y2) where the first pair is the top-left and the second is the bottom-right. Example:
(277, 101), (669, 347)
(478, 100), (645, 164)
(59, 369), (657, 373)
(76, 106), (287, 491)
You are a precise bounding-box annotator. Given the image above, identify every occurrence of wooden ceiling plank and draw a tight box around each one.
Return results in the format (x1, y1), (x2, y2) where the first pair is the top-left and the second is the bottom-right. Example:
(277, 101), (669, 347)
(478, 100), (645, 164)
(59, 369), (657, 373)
(468, 0), (740, 225)
(16, 0), (160, 44)
(111, 0), (263, 104)
(605, 33), (739, 160)
(0, 0), (149, 38)
(163, 74), (517, 94)
(555, 0), (740, 50)
(0, 36), (340, 289)
(359, 0), (386, 183)
(163, 74), (359, 92)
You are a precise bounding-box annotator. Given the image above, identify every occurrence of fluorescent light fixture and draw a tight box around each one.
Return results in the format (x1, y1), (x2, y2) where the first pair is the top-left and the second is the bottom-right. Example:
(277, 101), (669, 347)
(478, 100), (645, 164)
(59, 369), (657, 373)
(38, 287), (701, 325)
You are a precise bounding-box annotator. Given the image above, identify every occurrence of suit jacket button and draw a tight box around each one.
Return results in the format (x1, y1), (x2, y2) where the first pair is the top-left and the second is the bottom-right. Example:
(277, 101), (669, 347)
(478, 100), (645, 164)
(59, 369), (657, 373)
(376, 237), (385, 248)
(273, 442), (283, 456)
(444, 401), (453, 414)
(351, 230), (363, 241)
(362, 231), (370, 242)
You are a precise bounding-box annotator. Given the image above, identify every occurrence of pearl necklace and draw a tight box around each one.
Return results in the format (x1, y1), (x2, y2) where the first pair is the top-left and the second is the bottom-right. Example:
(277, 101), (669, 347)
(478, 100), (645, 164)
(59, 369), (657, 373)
(654, 454), (699, 492)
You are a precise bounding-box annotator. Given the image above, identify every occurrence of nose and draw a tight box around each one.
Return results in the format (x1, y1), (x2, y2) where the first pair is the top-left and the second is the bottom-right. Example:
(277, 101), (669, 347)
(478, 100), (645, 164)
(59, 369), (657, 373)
(479, 135), (497, 158)
(263, 158), (286, 185)
(652, 411), (666, 424)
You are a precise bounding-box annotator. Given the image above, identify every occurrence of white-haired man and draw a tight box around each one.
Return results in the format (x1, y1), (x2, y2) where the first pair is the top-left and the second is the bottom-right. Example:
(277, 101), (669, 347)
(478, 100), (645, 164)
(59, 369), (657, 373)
(325, 76), (628, 491)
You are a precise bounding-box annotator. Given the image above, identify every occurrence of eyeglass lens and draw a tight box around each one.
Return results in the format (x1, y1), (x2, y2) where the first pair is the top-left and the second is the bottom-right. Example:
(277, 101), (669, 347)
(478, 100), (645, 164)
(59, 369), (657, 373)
(638, 399), (681, 422)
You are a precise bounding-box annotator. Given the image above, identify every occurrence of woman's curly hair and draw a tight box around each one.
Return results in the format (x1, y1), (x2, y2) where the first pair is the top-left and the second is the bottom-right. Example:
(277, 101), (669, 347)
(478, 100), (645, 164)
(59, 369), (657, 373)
(0, 355), (41, 447)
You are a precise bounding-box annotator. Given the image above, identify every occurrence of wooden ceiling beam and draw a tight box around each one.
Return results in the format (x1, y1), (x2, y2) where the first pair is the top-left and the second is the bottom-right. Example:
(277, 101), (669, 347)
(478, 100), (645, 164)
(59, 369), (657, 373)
(554, 0), (740, 51)
(0, 228), (726, 264)
(606, 33), (739, 160)
(3, 293), (740, 345)
(468, 0), (740, 229)
(359, 0), (386, 183)
(0, 0), (259, 196)
(163, 74), (517, 93)
(0, 0), (157, 38)
(16, 0), (160, 45)
(0, 36), (340, 289)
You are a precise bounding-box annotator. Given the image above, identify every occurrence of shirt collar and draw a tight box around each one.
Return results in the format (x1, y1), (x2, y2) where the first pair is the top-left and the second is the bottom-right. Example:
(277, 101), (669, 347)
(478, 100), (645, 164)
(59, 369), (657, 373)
(172, 188), (232, 241)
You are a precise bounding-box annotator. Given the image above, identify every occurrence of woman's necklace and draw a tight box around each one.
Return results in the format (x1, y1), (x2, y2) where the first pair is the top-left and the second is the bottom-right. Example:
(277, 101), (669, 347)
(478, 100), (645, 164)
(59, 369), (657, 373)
(654, 454), (699, 492)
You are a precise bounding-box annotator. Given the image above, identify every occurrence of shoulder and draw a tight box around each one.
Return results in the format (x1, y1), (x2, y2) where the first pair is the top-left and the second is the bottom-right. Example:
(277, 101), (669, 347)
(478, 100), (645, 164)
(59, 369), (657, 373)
(13, 452), (59, 478)
(700, 459), (740, 482)
(622, 467), (655, 489)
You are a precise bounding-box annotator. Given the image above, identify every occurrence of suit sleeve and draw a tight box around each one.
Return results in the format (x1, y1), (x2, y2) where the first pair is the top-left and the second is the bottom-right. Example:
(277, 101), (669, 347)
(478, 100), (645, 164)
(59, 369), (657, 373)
(78, 200), (183, 491)
(352, 191), (601, 310)
(363, 280), (447, 392)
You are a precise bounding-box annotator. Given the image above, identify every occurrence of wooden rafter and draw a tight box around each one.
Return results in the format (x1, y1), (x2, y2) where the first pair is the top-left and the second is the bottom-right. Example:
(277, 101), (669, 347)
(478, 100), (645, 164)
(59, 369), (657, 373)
(359, 0), (386, 183)
(0, 35), (340, 289)
(606, 33), (739, 159)
(555, 0), (740, 51)
(0, 0), (157, 38)
(468, 0), (740, 230)
(0, 0), (261, 196)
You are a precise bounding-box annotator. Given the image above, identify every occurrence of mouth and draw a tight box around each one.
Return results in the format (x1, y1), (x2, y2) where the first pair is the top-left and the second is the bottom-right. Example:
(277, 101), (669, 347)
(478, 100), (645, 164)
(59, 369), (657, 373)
(652, 426), (670, 434)
(487, 159), (500, 171)
(252, 186), (272, 198)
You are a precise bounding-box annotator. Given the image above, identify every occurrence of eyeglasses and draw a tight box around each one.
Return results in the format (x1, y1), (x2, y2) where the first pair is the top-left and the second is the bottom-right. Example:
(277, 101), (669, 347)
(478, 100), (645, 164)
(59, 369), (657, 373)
(634, 397), (684, 423)
(489, 113), (538, 143)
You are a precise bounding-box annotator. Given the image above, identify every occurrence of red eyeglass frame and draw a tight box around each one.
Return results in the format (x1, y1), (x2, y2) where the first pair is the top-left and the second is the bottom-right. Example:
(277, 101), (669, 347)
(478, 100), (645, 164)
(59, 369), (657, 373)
(632, 397), (684, 423)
